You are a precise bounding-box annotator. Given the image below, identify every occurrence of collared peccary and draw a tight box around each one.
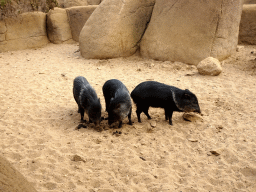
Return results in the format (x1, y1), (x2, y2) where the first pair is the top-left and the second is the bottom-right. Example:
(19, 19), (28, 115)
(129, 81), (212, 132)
(102, 79), (132, 128)
(131, 81), (201, 125)
(73, 76), (102, 126)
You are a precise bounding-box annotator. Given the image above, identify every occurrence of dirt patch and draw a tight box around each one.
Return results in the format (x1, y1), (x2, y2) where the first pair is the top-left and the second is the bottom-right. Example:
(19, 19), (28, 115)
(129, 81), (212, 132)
(0, 43), (255, 191)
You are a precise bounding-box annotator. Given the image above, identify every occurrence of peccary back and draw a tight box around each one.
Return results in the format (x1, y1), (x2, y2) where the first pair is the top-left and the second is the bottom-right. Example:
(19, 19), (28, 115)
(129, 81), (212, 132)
(131, 81), (201, 125)
(73, 76), (102, 126)
(102, 79), (132, 128)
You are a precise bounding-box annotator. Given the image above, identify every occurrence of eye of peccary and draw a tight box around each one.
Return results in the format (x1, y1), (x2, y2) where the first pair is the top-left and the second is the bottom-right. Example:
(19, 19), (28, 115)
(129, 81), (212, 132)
(184, 94), (191, 99)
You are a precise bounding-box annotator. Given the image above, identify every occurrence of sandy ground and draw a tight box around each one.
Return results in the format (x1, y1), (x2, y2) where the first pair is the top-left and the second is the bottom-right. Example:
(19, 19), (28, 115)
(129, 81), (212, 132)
(0, 43), (256, 192)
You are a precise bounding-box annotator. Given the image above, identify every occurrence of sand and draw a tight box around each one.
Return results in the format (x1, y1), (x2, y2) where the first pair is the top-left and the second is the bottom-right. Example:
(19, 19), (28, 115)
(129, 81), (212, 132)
(0, 43), (256, 192)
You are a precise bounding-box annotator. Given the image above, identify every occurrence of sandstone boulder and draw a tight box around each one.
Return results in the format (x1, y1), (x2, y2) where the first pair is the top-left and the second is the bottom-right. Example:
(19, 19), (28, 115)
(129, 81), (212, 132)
(67, 5), (98, 42)
(0, 155), (37, 192)
(140, 0), (243, 65)
(239, 4), (256, 44)
(243, 0), (256, 3)
(47, 8), (73, 44)
(63, 0), (88, 8)
(58, 0), (65, 7)
(59, 0), (101, 7)
(197, 57), (222, 76)
(0, 21), (6, 42)
(0, 12), (48, 52)
(87, 0), (102, 5)
(79, 0), (155, 59)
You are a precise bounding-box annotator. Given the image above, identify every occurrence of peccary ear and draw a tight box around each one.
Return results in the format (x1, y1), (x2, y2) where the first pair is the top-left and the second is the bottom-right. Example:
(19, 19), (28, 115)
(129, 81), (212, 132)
(183, 89), (192, 99)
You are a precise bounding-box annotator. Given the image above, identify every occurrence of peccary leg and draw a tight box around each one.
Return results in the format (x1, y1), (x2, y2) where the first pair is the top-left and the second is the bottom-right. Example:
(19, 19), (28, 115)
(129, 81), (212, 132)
(136, 107), (143, 122)
(168, 111), (174, 125)
(104, 96), (111, 112)
(143, 106), (151, 120)
(79, 108), (86, 122)
(128, 108), (132, 125)
(118, 121), (123, 128)
(165, 110), (169, 120)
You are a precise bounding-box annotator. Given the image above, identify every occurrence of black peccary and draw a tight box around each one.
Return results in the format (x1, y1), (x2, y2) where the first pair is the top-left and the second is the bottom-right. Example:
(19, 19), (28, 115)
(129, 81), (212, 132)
(73, 76), (102, 126)
(102, 79), (132, 128)
(131, 81), (201, 125)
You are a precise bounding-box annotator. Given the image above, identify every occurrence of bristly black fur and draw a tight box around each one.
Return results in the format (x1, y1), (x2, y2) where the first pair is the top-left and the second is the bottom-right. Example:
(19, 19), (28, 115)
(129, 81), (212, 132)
(131, 81), (200, 125)
(73, 76), (102, 126)
(103, 79), (132, 128)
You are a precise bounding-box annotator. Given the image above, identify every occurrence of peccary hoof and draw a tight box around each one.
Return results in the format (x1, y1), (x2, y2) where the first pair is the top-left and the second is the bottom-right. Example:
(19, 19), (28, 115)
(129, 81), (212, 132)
(80, 119), (87, 123)
(76, 124), (87, 129)
(100, 117), (105, 121)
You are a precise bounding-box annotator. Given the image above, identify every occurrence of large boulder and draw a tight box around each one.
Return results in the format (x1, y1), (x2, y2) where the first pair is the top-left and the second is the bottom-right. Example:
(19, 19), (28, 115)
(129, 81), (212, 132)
(67, 5), (98, 42)
(87, 0), (102, 5)
(47, 8), (73, 44)
(140, 0), (243, 65)
(243, 0), (256, 3)
(63, 0), (88, 8)
(239, 4), (256, 44)
(58, 0), (102, 7)
(0, 155), (37, 192)
(79, 0), (155, 59)
(0, 20), (7, 42)
(0, 12), (48, 52)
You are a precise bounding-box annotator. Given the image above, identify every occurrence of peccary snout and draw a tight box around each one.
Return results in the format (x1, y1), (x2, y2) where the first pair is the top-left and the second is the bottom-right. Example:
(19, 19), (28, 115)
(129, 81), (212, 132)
(176, 89), (201, 114)
(131, 81), (201, 125)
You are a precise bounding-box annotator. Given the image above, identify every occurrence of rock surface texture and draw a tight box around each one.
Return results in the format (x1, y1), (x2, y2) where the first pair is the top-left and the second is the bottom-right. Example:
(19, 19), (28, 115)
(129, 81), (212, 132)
(0, 12), (48, 52)
(197, 57), (222, 76)
(67, 5), (98, 42)
(79, 0), (155, 59)
(239, 4), (256, 45)
(140, 0), (243, 65)
(58, 0), (102, 7)
(243, 0), (256, 3)
(87, 0), (102, 5)
(0, 155), (37, 192)
(47, 8), (73, 44)
(63, 0), (88, 8)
